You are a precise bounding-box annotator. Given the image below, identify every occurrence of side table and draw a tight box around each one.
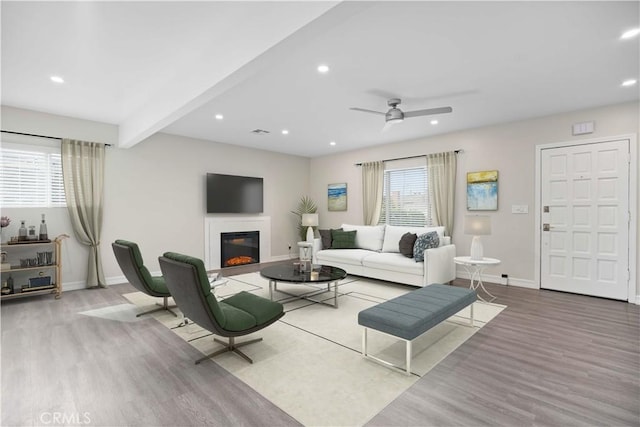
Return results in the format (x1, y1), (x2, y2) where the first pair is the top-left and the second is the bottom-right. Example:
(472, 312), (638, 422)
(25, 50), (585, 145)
(454, 256), (501, 302)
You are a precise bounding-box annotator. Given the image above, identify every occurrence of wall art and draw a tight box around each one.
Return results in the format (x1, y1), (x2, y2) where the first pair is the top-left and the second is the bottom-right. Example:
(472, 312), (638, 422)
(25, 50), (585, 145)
(467, 170), (498, 211)
(328, 183), (347, 211)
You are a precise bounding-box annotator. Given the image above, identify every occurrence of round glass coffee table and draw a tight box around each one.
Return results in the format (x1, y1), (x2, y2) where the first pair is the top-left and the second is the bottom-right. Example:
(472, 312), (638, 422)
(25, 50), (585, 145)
(260, 264), (347, 308)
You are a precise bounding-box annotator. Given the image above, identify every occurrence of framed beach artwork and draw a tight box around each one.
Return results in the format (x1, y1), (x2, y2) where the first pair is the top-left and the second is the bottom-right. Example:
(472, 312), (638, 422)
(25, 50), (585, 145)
(328, 183), (347, 211)
(467, 170), (498, 211)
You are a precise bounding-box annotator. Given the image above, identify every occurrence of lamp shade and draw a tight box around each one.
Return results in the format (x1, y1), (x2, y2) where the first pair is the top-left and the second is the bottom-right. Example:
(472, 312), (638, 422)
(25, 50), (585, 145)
(301, 213), (318, 227)
(464, 215), (491, 235)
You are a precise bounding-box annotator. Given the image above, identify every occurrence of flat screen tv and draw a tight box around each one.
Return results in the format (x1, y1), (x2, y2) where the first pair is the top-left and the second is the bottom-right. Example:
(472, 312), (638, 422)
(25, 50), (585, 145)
(206, 173), (264, 214)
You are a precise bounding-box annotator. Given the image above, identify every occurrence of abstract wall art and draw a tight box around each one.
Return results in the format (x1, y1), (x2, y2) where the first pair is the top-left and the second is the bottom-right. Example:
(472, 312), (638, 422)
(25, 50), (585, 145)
(328, 183), (347, 211)
(467, 170), (498, 211)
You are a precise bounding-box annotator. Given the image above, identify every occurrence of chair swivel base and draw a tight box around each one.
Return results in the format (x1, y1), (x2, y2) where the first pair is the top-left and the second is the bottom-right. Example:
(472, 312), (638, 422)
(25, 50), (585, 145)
(136, 296), (178, 318)
(195, 336), (263, 365)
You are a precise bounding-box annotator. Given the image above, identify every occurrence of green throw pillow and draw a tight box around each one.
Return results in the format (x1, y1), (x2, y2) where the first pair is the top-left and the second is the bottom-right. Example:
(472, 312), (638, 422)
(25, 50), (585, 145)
(331, 229), (357, 249)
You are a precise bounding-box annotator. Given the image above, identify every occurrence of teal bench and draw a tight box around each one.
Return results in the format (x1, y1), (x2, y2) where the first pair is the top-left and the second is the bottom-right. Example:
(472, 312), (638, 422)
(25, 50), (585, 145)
(358, 283), (477, 374)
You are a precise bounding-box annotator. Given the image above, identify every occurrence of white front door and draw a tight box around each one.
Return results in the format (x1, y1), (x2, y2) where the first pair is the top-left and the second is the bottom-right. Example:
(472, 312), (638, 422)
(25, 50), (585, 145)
(540, 139), (630, 300)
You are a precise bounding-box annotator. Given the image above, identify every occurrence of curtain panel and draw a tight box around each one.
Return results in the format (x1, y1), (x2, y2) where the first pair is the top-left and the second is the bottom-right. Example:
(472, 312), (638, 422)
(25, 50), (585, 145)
(427, 151), (457, 236)
(361, 161), (384, 226)
(61, 139), (106, 288)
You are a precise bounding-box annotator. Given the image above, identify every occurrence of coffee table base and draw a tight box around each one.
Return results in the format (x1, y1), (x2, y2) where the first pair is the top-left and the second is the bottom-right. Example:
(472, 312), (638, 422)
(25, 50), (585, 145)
(269, 280), (339, 308)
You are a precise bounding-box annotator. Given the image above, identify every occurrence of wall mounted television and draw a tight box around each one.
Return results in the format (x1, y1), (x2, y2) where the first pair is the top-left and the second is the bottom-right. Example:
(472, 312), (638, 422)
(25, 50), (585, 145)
(206, 173), (264, 214)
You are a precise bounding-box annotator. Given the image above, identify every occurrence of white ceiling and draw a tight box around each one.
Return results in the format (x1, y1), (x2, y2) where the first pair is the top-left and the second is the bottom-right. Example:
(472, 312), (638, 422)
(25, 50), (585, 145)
(2, 1), (638, 157)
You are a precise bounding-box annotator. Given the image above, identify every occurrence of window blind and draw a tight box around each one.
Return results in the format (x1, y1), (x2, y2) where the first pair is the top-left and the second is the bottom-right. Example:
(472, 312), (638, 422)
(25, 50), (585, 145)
(379, 166), (432, 227)
(0, 142), (66, 208)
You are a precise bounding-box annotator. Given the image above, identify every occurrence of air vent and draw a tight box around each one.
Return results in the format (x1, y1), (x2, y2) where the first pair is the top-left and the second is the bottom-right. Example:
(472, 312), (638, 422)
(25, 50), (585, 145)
(251, 129), (270, 135)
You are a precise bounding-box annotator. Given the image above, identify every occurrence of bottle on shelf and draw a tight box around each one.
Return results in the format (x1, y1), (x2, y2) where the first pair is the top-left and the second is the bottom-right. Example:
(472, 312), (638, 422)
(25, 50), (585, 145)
(39, 214), (48, 240)
(28, 226), (37, 240)
(18, 221), (27, 241)
(7, 275), (14, 294)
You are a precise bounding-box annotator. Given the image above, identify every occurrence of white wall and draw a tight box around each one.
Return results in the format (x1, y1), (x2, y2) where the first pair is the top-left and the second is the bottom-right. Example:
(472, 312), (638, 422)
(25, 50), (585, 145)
(1, 106), (310, 290)
(4, 102), (638, 298)
(309, 102), (639, 296)
(103, 132), (309, 281)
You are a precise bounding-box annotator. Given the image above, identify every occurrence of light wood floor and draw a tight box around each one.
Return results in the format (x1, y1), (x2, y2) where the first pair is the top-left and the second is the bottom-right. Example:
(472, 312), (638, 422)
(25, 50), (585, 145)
(2, 260), (638, 426)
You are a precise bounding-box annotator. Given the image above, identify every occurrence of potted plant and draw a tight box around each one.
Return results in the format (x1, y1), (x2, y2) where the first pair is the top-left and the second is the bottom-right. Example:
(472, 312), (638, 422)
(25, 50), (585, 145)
(291, 196), (317, 241)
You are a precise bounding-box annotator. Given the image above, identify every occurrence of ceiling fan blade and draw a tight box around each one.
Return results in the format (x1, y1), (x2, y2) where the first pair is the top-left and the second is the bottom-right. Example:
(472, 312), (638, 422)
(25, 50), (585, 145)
(350, 107), (386, 116)
(404, 106), (453, 118)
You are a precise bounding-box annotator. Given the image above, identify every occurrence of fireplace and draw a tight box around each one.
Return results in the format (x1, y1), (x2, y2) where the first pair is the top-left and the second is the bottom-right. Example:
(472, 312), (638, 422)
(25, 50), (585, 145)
(221, 231), (260, 267)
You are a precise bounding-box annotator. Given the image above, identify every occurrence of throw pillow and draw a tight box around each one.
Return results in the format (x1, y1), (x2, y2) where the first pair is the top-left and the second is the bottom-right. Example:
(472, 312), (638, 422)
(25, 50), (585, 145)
(399, 232), (417, 258)
(319, 229), (331, 249)
(331, 229), (357, 249)
(413, 231), (440, 262)
(319, 228), (342, 249)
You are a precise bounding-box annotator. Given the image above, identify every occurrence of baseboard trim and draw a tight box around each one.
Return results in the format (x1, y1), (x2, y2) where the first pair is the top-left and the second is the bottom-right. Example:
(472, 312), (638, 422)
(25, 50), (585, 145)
(455, 270), (538, 289)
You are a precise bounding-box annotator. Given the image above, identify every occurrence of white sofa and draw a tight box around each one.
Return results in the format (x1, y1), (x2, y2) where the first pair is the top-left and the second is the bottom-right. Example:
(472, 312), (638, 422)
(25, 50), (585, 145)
(314, 224), (456, 287)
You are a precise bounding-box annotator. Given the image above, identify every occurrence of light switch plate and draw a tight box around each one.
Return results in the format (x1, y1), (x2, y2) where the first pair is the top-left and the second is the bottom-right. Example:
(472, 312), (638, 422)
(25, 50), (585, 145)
(511, 205), (529, 214)
(572, 121), (595, 135)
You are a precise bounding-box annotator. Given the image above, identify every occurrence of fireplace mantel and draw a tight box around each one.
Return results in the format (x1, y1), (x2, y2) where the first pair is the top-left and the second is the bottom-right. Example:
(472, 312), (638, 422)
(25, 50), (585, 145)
(205, 216), (271, 270)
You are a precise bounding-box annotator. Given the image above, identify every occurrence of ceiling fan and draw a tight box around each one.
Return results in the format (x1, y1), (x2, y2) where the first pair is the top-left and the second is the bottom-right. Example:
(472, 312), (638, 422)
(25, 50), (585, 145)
(350, 98), (452, 130)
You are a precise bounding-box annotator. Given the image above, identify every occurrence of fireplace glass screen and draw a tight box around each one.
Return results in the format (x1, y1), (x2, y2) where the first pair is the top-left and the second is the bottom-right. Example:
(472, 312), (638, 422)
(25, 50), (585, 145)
(220, 231), (260, 267)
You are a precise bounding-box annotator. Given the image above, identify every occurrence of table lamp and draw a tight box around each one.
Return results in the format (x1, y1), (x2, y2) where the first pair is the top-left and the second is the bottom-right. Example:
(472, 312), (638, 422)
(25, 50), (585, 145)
(464, 215), (491, 260)
(302, 213), (318, 242)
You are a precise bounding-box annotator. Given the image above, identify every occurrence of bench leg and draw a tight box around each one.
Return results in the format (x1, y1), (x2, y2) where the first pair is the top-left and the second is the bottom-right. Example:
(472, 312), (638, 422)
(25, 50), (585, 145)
(406, 339), (412, 374)
(362, 327), (368, 356)
(470, 303), (474, 327)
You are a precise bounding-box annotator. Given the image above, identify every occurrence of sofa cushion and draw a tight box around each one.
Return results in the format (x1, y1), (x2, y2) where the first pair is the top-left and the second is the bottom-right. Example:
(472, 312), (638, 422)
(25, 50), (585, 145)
(316, 249), (374, 266)
(341, 224), (385, 251)
(361, 252), (424, 276)
(399, 232), (417, 258)
(331, 229), (358, 249)
(319, 228), (342, 249)
(382, 225), (446, 253)
(413, 231), (440, 262)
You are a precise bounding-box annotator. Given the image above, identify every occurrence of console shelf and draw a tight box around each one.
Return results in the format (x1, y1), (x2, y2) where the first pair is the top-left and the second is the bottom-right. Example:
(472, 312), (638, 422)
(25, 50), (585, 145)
(1, 234), (69, 301)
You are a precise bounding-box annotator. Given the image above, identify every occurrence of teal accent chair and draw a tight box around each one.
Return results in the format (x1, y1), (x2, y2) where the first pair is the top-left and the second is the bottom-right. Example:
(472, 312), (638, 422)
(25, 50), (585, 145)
(159, 252), (284, 364)
(112, 240), (177, 317)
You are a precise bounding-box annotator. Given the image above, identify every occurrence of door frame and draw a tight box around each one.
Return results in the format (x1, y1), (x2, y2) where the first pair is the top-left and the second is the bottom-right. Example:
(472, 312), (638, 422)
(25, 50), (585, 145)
(534, 134), (638, 303)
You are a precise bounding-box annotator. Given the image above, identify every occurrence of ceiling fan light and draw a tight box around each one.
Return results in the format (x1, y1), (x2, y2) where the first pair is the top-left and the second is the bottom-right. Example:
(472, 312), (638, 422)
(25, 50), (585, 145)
(386, 108), (404, 123)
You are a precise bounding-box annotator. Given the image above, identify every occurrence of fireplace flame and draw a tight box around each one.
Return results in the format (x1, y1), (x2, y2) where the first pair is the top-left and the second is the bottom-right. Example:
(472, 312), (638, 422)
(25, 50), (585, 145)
(225, 256), (256, 267)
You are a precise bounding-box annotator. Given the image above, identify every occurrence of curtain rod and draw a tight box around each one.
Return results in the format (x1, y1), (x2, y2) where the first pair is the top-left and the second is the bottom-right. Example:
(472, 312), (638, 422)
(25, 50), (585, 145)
(1, 129), (112, 147)
(354, 149), (462, 166)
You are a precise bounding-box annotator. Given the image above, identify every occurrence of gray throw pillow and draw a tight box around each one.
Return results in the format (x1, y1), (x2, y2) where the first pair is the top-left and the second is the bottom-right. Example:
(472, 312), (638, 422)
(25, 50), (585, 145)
(413, 231), (440, 262)
(331, 229), (357, 249)
(319, 228), (342, 249)
(399, 232), (417, 258)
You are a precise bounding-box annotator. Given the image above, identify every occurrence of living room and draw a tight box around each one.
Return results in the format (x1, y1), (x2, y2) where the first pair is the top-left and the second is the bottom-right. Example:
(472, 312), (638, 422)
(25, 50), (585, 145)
(1, 2), (639, 426)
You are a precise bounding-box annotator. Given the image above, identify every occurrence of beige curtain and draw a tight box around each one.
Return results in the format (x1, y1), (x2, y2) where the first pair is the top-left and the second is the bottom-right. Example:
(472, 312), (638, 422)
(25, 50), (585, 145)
(427, 151), (457, 236)
(361, 161), (384, 225)
(62, 139), (106, 288)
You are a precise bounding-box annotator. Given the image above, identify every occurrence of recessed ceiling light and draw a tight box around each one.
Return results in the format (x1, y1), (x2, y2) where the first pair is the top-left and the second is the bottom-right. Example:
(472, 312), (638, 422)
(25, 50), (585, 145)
(620, 28), (640, 39)
(282, 129), (289, 135)
(317, 64), (330, 73)
(50, 75), (64, 84)
(622, 79), (637, 87)
(215, 114), (223, 120)
(329, 141), (336, 146)
(430, 120), (438, 125)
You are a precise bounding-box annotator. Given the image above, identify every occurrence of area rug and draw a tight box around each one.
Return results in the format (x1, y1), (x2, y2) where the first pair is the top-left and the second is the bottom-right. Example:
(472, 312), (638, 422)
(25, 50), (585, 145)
(123, 274), (505, 426)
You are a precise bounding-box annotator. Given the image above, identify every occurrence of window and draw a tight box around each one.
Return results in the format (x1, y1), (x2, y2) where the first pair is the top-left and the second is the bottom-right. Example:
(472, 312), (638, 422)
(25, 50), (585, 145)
(0, 141), (66, 208)
(378, 166), (432, 227)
